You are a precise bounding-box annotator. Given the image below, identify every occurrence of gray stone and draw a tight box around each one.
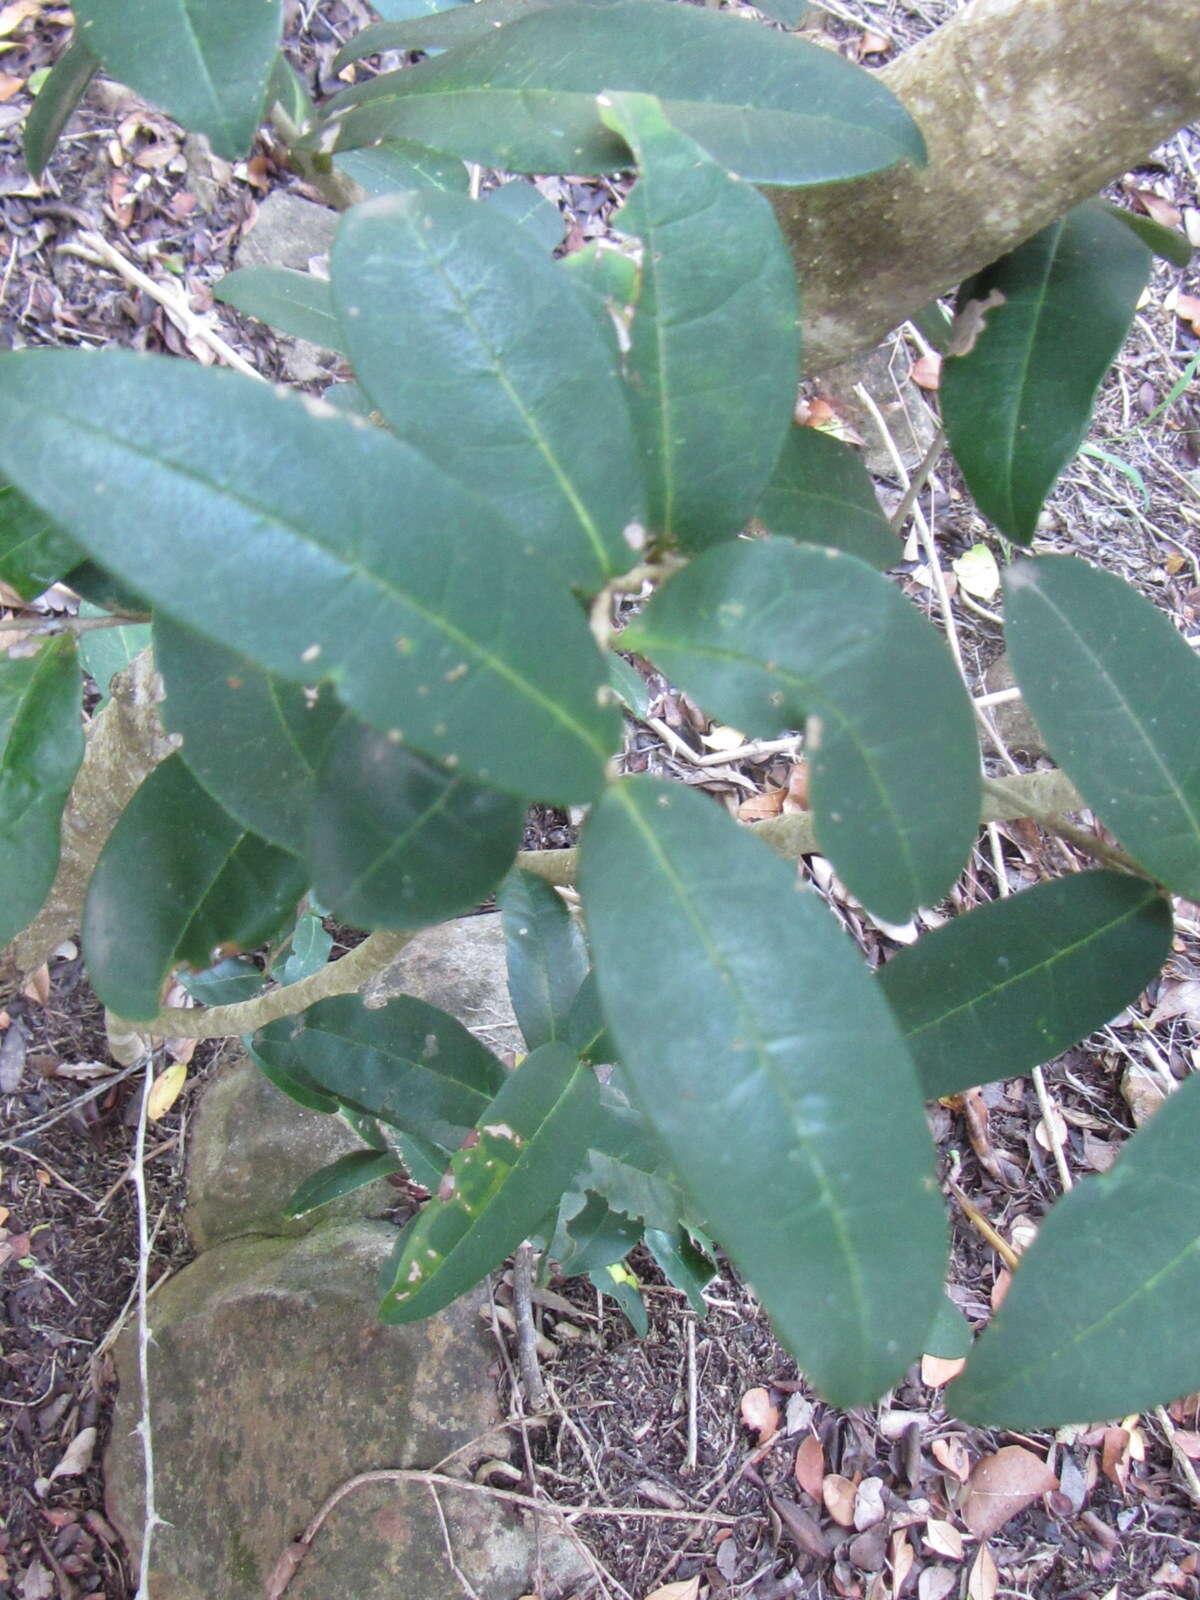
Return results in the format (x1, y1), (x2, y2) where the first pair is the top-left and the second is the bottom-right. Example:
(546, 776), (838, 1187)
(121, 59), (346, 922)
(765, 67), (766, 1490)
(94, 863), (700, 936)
(982, 652), (1048, 759)
(364, 913), (525, 1060)
(105, 1223), (590, 1600)
(184, 1048), (387, 1250)
(817, 334), (940, 478)
(233, 193), (341, 384)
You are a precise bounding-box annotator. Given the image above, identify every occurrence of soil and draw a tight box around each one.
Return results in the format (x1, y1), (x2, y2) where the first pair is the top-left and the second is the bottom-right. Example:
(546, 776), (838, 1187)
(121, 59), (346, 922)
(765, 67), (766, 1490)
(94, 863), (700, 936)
(3, 1), (1200, 1597)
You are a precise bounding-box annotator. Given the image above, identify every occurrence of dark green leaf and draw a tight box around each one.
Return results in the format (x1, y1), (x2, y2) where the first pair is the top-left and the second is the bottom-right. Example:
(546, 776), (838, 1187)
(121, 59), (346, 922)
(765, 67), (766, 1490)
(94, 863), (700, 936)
(332, 192), (643, 591)
(180, 955), (265, 1007)
(1105, 202), (1192, 268)
(394, 1129), (448, 1191)
(320, 0), (926, 186)
(82, 754), (307, 1020)
(497, 868), (588, 1050)
(645, 1227), (716, 1315)
(580, 778), (947, 1405)
(750, 0), (811, 25)
(265, 51), (313, 129)
(23, 34), (100, 180)
(379, 1041), (600, 1320)
(0, 482), (82, 601)
(61, 560), (150, 618)
(74, 0), (283, 160)
(154, 614), (345, 851)
(604, 652), (651, 720)
(246, 1038), (341, 1114)
(334, 0), (623, 67)
(556, 1191), (642, 1276)
(271, 911), (332, 985)
(286, 1148), (405, 1217)
(566, 969), (619, 1063)
(483, 180), (565, 250)
(600, 92), (799, 550)
(334, 140), (468, 197)
(952, 1073), (1200, 1427)
(589, 1262), (648, 1335)
(622, 542), (979, 922)
(941, 202), (1150, 541)
(879, 871), (1173, 1100)
(252, 992), (505, 1150)
(308, 717), (524, 930)
(1006, 555), (1200, 900)
(558, 239), (640, 355)
(76, 604), (151, 705)
(756, 428), (898, 571)
(925, 1293), (972, 1360)
(0, 350), (618, 804)
(214, 267), (345, 352)
(0, 637), (84, 947)
(372, 0), (472, 19)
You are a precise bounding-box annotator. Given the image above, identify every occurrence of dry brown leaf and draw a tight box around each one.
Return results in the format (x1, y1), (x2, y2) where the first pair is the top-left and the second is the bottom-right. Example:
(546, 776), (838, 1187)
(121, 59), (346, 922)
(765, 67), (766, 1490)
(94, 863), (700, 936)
(1131, 189), (1182, 229)
(643, 1580), (700, 1600)
(859, 28), (891, 54)
(962, 1445), (1058, 1539)
(1081, 1131), (1119, 1173)
(823, 1472), (858, 1528)
(924, 1518), (964, 1560)
(890, 1528), (914, 1598)
(1121, 1062), (1167, 1126)
(918, 1569), (958, 1600)
(1172, 291), (1200, 334)
(48, 1426), (97, 1482)
(967, 1543), (998, 1600)
(22, 964), (50, 1006)
(990, 1267), (1012, 1311)
(911, 354), (942, 391)
(1101, 1427), (1131, 1492)
(0, 72), (23, 102)
(1034, 1105), (1069, 1155)
(1150, 977), (1200, 1028)
(701, 722), (746, 752)
(1172, 1430), (1200, 1459)
(854, 1476), (886, 1531)
(740, 1385), (779, 1444)
(795, 1434), (825, 1500)
(772, 1493), (833, 1560)
(783, 1392), (813, 1435)
(0, 0), (39, 36)
(147, 1059), (188, 1121)
(738, 787), (784, 822)
(921, 1354), (966, 1388)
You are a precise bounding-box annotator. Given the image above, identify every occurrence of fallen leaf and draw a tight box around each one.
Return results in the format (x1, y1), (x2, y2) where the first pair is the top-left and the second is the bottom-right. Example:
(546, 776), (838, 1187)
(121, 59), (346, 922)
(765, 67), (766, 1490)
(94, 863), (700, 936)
(924, 1519), (964, 1560)
(0, 72), (23, 102)
(22, 964), (49, 1006)
(890, 1528), (913, 1598)
(947, 289), (1006, 358)
(1121, 1062), (1167, 1126)
(1101, 1428), (1131, 1492)
(783, 1392), (813, 1435)
(740, 1385), (779, 1445)
(962, 1445), (1058, 1539)
(1129, 188), (1181, 228)
(849, 1522), (889, 1574)
(921, 1354), (966, 1387)
(910, 353), (942, 391)
(1172, 1430), (1200, 1459)
(1081, 1131), (1118, 1172)
(952, 543), (1001, 601)
(0, 1021), (27, 1092)
(919, 1569), (957, 1600)
(715, 1534), (738, 1580)
(1171, 291), (1200, 335)
(146, 1059), (188, 1121)
(824, 1472), (858, 1528)
(644, 1580), (700, 1600)
(855, 1476), (886, 1531)
(1149, 977), (1200, 1028)
(990, 1267), (1012, 1311)
(1034, 1104), (1069, 1154)
(784, 760), (809, 813)
(701, 722), (746, 752)
(795, 1434), (825, 1500)
(0, 1), (40, 37)
(48, 1426), (97, 1482)
(967, 1543), (998, 1600)
(858, 28), (891, 54)
(738, 787), (784, 822)
(16, 1558), (54, 1600)
(772, 1494), (833, 1560)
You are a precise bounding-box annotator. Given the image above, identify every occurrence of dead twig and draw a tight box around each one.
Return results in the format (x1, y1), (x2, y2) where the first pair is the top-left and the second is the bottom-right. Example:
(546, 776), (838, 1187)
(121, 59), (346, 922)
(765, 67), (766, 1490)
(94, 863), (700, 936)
(513, 1243), (547, 1412)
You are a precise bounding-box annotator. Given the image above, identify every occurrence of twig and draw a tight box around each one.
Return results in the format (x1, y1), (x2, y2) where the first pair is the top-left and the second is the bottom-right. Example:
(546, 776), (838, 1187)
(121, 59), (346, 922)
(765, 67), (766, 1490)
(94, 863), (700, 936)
(0, 1139), (99, 1207)
(1155, 1404), (1200, 1506)
(692, 734), (802, 768)
(427, 1484), (481, 1600)
(61, 230), (262, 381)
(512, 1243), (547, 1412)
(6, 1061), (143, 1139)
(97, 1134), (180, 1213)
(0, 611), (147, 636)
(947, 1178), (1019, 1270)
(888, 425), (946, 533)
(684, 1319), (699, 1472)
(133, 1050), (165, 1598)
(980, 776), (1144, 875)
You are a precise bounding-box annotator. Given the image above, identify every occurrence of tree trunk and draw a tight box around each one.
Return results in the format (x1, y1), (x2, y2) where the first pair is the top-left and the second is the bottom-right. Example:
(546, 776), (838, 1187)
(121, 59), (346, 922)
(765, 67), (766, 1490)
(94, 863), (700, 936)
(777, 0), (1200, 373)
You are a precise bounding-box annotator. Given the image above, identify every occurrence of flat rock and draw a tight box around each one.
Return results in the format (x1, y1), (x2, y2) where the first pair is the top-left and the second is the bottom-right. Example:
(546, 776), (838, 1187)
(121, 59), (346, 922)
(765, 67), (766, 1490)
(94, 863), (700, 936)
(105, 1223), (590, 1600)
(982, 652), (1048, 758)
(184, 1047), (386, 1250)
(233, 192), (341, 383)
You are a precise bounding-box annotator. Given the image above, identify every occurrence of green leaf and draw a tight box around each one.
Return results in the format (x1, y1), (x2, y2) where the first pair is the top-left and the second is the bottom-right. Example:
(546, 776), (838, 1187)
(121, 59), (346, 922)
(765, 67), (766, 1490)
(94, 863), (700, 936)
(0, 350), (618, 805)
(74, 0), (283, 161)
(214, 267), (345, 352)
(271, 911), (332, 985)
(590, 1262), (648, 1335)
(556, 1191), (642, 1276)
(82, 754), (308, 1020)
(394, 1129), (449, 1192)
(286, 1148), (405, 1218)
(749, 0), (811, 25)
(580, 778), (947, 1405)
(1104, 202), (1192, 269)
(924, 1292), (972, 1360)
(334, 0), (623, 67)
(379, 1041), (601, 1320)
(252, 992), (505, 1150)
(1005, 555), (1200, 900)
(565, 969), (619, 1063)
(245, 1038), (341, 1114)
(61, 560), (150, 618)
(559, 240), (640, 331)
(604, 652), (650, 720)
(879, 871), (1173, 1100)
(320, 0), (926, 186)
(265, 51), (313, 130)
(645, 1227), (716, 1315)
(622, 542), (979, 923)
(483, 180), (565, 250)
(308, 717), (525, 931)
(599, 92), (799, 550)
(332, 192), (643, 591)
(372, 0), (472, 19)
(941, 202), (1151, 541)
(497, 868), (588, 1050)
(76, 605), (151, 706)
(154, 614), (345, 851)
(0, 637), (84, 947)
(22, 34), (99, 181)
(952, 1072), (1200, 1427)
(0, 482), (82, 601)
(180, 955), (265, 1007)
(333, 140), (468, 197)
(756, 428), (898, 571)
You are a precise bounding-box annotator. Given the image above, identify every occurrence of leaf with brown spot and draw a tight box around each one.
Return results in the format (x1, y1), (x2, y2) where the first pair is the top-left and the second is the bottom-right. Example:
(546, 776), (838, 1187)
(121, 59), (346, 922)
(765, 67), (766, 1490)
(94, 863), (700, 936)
(962, 1445), (1058, 1539)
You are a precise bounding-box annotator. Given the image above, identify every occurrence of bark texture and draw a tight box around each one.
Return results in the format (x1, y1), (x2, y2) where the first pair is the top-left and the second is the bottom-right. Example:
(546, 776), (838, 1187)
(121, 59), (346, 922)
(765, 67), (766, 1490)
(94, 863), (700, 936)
(778, 0), (1200, 373)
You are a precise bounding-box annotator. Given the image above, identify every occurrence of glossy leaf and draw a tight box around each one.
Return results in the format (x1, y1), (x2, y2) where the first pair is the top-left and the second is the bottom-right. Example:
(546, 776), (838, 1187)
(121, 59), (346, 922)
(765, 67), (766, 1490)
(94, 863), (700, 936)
(953, 1073), (1200, 1427)
(0, 482), (81, 601)
(61, 560), (149, 618)
(320, 1), (926, 187)
(264, 52), (313, 130)
(590, 1262), (648, 1334)
(271, 911), (332, 986)
(308, 717), (525, 931)
(623, 541), (979, 922)
(371, 0), (472, 19)
(82, 754), (307, 1020)
(246, 1039), (341, 1115)
(483, 180), (565, 250)
(756, 428), (898, 571)
(252, 992), (505, 1150)
(566, 969), (619, 1064)
(74, 0), (283, 161)
(379, 1041), (600, 1320)
(180, 955), (265, 1007)
(1105, 203), (1192, 268)
(925, 1293), (972, 1359)
(645, 1227), (717, 1315)
(332, 192), (642, 591)
(580, 778), (947, 1405)
(77, 605), (151, 705)
(333, 0), (608, 64)
(941, 203), (1150, 541)
(600, 92), (799, 550)
(286, 1148), (405, 1218)
(0, 350), (618, 804)
(154, 614), (344, 851)
(214, 267), (345, 352)
(0, 637), (84, 947)
(1005, 555), (1200, 900)
(497, 868), (588, 1051)
(581, 1146), (686, 1236)
(556, 1191), (642, 1277)
(22, 34), (99, 181)
(334, 140), (468, 197)
(879, 871), (1173, 1100)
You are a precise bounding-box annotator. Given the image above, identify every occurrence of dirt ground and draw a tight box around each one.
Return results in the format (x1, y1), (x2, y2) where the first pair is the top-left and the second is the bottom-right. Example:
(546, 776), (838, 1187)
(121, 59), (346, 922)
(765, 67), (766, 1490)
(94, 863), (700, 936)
(2, 1), (1200, 1596)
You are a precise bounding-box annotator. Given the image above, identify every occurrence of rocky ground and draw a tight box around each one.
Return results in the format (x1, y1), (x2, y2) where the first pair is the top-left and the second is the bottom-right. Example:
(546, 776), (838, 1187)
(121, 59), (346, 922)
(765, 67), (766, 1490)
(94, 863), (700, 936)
(2, 0), (1200, 1597)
